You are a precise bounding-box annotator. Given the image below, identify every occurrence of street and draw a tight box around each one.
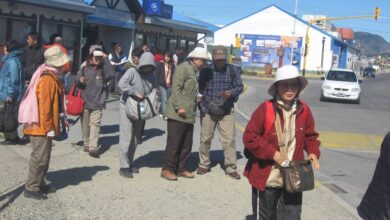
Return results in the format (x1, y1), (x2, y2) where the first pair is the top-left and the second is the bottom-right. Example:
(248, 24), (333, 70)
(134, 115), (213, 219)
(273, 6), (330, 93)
(236, 72), (390, 208)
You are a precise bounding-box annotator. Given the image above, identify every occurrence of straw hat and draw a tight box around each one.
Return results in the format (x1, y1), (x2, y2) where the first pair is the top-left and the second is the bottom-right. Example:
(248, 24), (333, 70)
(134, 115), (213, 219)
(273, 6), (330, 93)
(267, 65), (308, 96)
(44, 46), (70, 67)
(187, 47), (211, 60)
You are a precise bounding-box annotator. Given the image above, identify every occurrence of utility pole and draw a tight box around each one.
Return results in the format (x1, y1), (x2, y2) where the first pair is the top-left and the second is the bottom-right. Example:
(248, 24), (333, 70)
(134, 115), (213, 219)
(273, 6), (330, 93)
(290, 0), (298, 65)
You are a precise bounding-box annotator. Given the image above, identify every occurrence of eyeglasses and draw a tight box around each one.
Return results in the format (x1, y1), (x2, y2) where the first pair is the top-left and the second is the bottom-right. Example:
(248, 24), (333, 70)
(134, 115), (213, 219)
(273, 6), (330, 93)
(279, 82), (299, 90)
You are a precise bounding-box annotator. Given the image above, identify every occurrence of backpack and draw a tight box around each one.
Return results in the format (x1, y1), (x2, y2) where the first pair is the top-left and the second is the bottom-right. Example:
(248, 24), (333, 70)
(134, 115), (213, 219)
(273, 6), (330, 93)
(243, 100), (307, 159)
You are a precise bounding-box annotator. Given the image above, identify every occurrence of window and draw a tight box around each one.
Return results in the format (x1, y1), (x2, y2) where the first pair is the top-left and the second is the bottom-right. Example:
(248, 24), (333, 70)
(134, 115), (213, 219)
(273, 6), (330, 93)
(188, 41), (195, 52)
(146, 35), (156, 47)
(11, 20), (33, 44)
(159, 36), (167, 52)
(41, 22), (58, 44)
(180, 39), (186, 48)
(169, 39), (177, 51)
(326, 71), (357, 82)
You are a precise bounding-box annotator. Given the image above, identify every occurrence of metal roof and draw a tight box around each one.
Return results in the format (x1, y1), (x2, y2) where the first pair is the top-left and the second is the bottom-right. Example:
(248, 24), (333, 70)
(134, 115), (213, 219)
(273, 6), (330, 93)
(12, 0), (95, 14)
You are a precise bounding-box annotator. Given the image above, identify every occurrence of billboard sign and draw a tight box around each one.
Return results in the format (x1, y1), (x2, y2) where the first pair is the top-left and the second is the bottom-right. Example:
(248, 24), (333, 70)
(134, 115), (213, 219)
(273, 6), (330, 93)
(143, 0), (173, 19)
(239, 34), (303, 68)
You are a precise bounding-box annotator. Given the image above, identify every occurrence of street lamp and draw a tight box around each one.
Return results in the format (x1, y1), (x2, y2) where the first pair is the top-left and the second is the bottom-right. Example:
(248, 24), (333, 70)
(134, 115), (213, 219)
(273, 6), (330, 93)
(321, 37), (325, 72)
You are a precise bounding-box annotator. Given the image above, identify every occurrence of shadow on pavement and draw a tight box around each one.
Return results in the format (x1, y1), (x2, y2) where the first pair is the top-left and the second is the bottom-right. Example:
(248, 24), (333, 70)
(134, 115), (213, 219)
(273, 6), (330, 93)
(100, 124), (119, 134)
(47, 166), (109, 191)
(142, 128), (165, 142)
(99, 135), (119, 155)
(134, 150), (243, 172)
(0, 185), (24, 212)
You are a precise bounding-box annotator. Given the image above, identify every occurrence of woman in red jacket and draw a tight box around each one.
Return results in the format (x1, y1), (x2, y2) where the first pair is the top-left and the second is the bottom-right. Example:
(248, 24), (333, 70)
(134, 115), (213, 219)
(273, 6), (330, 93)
(243, 65), (320, 220)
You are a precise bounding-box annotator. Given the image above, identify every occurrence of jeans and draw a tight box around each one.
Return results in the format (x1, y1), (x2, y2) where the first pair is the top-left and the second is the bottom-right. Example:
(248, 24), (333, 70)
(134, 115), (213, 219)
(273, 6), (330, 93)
(158, 86), (171, 116)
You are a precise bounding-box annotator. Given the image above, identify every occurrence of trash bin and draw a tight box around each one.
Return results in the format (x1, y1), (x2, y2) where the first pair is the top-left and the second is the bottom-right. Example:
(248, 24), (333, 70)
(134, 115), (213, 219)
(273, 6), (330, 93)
(265, 63), (272, 77)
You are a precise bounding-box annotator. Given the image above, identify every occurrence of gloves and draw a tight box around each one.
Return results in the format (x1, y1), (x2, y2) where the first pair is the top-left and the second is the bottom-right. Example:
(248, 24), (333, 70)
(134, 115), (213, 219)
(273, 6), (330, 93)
(47, 130), (55, 137)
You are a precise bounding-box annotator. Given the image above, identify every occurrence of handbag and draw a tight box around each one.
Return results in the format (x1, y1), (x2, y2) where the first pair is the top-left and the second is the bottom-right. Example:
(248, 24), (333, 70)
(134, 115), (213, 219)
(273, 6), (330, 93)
(124, 75), (160, 121)
(0, 102), (19, 133)
(275, 112), (314, 193)
(207, 98), (226, 116)
(66, 83), (84, 116)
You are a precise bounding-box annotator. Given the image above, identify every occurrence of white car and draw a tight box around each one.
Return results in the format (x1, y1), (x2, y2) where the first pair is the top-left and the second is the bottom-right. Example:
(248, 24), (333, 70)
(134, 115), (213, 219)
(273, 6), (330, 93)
(320, 68), (362, 104)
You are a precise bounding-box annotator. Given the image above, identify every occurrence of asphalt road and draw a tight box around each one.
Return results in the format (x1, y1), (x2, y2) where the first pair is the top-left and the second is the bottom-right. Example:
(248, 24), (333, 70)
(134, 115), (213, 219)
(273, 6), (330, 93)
(235, 72), (390, 209)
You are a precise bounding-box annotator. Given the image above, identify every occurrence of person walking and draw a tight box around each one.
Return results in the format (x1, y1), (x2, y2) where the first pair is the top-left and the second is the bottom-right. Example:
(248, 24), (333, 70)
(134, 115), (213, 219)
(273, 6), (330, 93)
(117, 52), (156, 178)
(154, 51), (175, 120)
(77, 46), (115, 158)
(160, 47), (210, 181)
(243, 65), (320, 220)
(197, 46), (243, 179)
(21, 46), (70, 200)
(22, 32), (45, 83)
(357, 131), (390, 220)
(0, 40), (24, 145)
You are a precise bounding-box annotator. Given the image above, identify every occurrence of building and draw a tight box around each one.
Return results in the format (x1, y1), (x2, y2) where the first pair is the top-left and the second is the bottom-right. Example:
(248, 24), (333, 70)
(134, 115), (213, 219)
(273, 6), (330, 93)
(135, 0), (217, 53)
(214, 5), (349, 72)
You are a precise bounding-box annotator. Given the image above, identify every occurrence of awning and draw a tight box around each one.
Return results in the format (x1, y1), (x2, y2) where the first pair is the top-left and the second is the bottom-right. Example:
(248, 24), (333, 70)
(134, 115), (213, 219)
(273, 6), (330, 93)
(86, 6), (136, 29)
(13, 0), (95, 14)
(145, 16), (212, 34)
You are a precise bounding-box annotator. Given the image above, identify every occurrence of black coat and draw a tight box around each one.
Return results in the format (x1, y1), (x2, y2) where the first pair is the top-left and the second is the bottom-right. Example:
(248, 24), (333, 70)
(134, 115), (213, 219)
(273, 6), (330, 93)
(21, 45), (45, 81)
(154, 62), (175, 87)
(357, 131), (390, 220)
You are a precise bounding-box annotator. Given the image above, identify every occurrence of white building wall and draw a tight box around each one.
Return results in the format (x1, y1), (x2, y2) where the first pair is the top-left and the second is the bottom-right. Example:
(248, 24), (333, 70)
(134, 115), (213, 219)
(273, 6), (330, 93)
(214, 6), (333, 71)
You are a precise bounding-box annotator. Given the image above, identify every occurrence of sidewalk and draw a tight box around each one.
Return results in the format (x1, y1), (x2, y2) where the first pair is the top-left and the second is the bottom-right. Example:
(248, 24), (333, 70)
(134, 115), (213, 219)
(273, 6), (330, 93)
(0, 101), (360, 220)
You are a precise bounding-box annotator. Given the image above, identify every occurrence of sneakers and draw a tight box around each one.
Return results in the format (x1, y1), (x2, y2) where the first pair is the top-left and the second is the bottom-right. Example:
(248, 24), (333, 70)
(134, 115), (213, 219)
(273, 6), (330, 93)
(88, 147), (99, 158)
(226, 172), (241, 180)
(130, 166), (139, 174)
(24, 189), (48, 200)
(196, 167), (209, 175)
(39, 185), (56, 194)
(160, 169), (177, 181)
(119, 168), (133, 178)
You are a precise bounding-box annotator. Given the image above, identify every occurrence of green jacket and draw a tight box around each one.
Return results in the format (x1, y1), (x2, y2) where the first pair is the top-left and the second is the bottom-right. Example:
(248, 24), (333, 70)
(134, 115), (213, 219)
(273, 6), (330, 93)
(166, 61), (199, 124)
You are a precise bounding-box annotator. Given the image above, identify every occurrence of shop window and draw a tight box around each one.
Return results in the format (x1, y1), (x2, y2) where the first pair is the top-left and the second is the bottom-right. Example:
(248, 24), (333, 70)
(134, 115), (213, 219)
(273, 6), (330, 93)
(135, 33), (144, 48)
(0, 18), (6, 43)
(159, 36), (167, 52)
(188, 41), (195, 52)
(180, 39), (186, 48)
(169, 39), (177, 51)
(41, 22), (59, 44)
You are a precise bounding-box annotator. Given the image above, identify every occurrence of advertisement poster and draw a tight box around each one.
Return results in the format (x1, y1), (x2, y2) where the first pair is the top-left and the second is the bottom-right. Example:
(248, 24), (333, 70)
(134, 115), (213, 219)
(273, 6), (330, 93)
(239, 34), (302, 68)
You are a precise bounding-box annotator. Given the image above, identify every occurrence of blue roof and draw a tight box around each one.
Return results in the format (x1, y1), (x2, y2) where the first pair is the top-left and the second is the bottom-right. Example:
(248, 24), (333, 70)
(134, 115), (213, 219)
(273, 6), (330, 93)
(217, 4), (338, 40)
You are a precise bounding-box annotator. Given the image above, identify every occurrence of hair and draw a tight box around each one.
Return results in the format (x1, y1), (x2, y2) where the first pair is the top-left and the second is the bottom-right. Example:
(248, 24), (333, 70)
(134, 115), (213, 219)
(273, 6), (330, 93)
(111, 42), (119, 51)
(49, 33), (61, 44)
(132, 47), (144, 58)
(27, 32), (42, 45)
(5, 40), (20, 52)
(163, 51), (173, 64)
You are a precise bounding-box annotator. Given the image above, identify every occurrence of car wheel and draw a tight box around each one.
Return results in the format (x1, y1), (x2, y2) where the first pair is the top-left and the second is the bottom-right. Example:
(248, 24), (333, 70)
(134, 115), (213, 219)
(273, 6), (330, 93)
(355, 97), (361, 104)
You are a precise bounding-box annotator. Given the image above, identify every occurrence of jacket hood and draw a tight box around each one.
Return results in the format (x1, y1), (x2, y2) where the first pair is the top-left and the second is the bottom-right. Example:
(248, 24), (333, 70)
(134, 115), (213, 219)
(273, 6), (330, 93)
(138, 52), (156, 69)
(2, 49), (22, 61)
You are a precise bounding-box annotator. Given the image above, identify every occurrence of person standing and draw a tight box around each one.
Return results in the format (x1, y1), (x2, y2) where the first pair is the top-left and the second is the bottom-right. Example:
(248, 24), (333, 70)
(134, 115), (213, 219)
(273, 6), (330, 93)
(357, 131), (390, 220)
(0, 40), (24, 145)
(160, 47), (210, 181)
(22, 32), (45, 82)
(22, 46), (70, 200)
(108, 42), (127, 95)
(117, 52), (156, 178)
(243, 65), (320, 219)
(197, 46), (243, 179)
(77, 47), (115, 157)
(154, 51), (175, 120)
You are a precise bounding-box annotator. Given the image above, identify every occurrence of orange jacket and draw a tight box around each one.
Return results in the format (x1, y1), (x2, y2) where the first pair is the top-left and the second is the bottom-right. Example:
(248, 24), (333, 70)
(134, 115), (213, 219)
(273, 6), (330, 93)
(23, 71), (63, 136)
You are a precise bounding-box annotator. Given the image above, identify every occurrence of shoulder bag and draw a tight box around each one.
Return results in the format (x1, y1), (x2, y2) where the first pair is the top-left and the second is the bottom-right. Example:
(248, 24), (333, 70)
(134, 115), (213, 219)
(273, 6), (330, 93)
(0, 102), (19, 132)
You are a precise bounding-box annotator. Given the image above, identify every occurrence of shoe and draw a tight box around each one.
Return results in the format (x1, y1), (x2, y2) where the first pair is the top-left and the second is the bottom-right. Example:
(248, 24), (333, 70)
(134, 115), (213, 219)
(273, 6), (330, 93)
(88, 147), (99, 158)
(24, 189), (48, 200)
(160, 169), (177, 181)
(20, 136), (30, 144)
(1, 137), (21, 145)
(39, 185), (56, 194)
(226, 172), (241, 180)
(178, 170), (194, 178)
(197, 167), (209, 175)
(130, 166), (139, 174)
(83, 146), (89, 152)
(163, 117), (168, 121)
(119, 168), (133, 178)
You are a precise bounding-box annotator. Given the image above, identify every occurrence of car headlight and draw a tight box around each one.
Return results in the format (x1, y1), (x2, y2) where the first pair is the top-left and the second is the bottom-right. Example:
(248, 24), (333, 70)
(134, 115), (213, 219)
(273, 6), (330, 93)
(351, 88), (360, 92)
(323, 85), (331, 90)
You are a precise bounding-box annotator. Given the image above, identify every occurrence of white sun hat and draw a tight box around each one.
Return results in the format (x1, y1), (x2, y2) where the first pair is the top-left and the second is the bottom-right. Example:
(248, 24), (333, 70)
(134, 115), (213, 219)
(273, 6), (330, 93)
(187, 47), (212, 60)
(267, 65), (308, 96)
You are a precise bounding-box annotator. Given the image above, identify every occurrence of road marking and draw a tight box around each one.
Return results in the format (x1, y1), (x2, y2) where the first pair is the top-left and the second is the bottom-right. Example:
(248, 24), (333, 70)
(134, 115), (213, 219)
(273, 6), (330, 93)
(235, 122), (383, 151)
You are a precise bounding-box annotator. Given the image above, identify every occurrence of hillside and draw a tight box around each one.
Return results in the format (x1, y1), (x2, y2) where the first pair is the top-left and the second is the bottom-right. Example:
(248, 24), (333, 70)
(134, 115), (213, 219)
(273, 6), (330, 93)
(355, 32), (390, 55)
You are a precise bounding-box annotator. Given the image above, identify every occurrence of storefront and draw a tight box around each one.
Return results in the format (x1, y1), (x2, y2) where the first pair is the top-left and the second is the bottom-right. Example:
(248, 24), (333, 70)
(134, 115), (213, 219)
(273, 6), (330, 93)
(83, 0), (143, 59)
(136, 0), (216, 53)
(0, 0), (94, 70)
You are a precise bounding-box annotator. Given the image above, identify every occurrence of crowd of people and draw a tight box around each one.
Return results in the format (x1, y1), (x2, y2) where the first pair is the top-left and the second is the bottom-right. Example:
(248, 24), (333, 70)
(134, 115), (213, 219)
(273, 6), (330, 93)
(8, 31), (390, 220)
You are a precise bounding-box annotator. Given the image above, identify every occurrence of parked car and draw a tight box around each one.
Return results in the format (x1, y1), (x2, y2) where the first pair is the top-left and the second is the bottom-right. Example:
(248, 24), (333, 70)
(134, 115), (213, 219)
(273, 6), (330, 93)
(362, 67), (376, 78)
(320, 68), (362, 104)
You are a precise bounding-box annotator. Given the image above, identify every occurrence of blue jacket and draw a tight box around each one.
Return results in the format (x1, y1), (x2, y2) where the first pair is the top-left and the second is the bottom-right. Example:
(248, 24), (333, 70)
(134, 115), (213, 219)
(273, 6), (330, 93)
(0, 50), (24, 102)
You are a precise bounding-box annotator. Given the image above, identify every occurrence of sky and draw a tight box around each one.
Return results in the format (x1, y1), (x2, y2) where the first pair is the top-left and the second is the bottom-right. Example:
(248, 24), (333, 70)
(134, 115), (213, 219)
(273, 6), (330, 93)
(164, 0), (390, 42)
